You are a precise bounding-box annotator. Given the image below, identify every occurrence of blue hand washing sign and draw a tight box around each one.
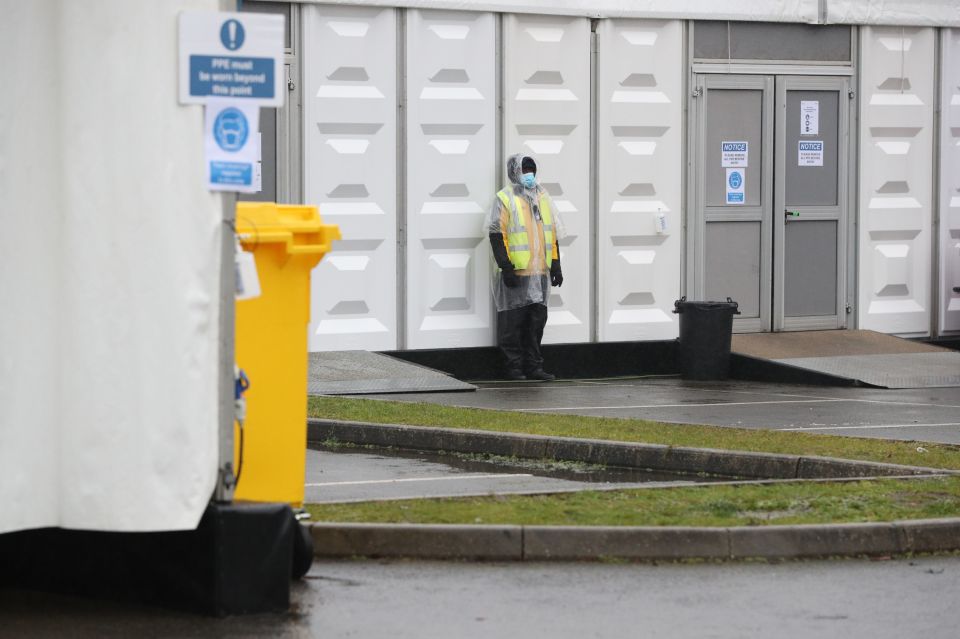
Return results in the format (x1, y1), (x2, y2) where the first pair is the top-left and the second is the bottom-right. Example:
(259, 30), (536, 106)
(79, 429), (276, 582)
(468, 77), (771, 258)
(220, 19), (245, 50)
(213, 108), (249, 152)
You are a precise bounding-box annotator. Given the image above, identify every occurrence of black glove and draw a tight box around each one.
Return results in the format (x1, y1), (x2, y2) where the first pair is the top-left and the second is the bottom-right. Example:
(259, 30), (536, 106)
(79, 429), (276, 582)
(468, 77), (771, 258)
(550, 261), (563, 287)
(502, 269), (520, 288)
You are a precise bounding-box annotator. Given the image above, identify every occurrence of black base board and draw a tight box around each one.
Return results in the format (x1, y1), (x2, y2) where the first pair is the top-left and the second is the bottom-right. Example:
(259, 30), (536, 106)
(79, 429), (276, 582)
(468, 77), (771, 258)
(385, 340), (679, 381)
(924, 337), (960, 351)
(387, 340), (875, 387)
(0, 502), (294, 616)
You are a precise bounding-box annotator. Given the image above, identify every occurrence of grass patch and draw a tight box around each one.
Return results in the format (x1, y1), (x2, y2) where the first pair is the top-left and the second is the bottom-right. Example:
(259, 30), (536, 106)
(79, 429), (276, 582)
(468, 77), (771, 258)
(308, 395), (960, 470)
(306, 476), (960, 527)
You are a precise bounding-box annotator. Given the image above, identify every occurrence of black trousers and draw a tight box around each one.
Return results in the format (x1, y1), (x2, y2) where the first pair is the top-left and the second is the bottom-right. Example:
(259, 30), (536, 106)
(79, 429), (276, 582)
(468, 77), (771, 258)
(497, 303), (548, 375)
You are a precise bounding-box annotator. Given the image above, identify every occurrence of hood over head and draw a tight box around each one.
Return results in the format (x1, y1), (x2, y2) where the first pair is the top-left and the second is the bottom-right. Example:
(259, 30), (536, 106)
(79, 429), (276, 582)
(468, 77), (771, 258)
(506, 153), (537, 187)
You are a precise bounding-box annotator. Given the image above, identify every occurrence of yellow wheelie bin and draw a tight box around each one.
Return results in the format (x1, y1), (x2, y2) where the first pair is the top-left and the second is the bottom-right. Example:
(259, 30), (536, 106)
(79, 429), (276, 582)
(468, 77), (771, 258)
(234, 202), (340, 507)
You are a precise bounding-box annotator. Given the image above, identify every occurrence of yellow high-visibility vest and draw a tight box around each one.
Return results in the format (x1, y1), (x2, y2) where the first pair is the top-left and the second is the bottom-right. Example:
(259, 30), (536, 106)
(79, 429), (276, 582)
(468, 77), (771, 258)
(496, 189), (554, 271)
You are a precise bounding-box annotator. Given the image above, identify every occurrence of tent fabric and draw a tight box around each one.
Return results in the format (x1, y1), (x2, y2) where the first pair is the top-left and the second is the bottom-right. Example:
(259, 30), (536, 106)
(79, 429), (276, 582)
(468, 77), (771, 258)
(827, 1), (960, 27)
(291, 0), (960, 26)
(292, 0), (821, 23)
(0, 0), (222, 534)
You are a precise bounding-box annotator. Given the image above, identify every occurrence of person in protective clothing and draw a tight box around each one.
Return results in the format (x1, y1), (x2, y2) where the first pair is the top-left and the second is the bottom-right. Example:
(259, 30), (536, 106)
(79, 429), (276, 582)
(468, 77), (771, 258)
(487, 154), (563, 381)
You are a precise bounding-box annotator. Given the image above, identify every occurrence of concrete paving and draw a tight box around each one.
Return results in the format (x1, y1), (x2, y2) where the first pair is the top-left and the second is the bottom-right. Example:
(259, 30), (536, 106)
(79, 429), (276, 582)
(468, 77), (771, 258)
(365, 377), (960, 445)
(731, 330), (960, 388)
(309, 517), (960, 562)
(5, 556), (960, 638)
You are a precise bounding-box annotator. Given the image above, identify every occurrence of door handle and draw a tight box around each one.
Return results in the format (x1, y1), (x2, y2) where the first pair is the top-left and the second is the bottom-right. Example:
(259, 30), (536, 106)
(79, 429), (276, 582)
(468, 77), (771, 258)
(784, 210), (801, 220)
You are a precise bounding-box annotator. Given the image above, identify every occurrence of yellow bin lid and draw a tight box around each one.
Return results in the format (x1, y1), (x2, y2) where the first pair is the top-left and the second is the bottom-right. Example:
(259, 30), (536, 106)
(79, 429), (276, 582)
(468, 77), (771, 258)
(235, 202), (340, 259)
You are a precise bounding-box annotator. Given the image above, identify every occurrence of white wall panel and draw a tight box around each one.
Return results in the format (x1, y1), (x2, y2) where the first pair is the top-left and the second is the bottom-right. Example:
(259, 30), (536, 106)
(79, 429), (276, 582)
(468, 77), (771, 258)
(504, 14), (591, 344)
(405, 10), (496, 349)
(858, 26), (935, 336)
(597, 19), (683, 342)
(940, 29), (960, 334)
(303, 5), (397, 351)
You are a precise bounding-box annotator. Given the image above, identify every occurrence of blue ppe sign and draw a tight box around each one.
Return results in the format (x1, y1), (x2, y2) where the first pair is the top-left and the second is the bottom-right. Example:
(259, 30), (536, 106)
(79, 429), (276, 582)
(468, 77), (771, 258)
(210, 161), (253, 185)
(179, 11), (283, 107)
(220, 19), (245, 50)
(189, 55), (275, 99)
(213, 108), (249, 152)
(205, 101), (260, 193)
(726, 169), (745, 205)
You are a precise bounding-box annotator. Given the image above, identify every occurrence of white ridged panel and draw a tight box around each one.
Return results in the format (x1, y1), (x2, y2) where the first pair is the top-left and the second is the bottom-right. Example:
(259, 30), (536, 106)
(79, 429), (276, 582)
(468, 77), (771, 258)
(858, 26), (935, 336)
(940, 29), (960, 334)
(405, 10), (496, 349)
(504, 14), (591, 344)
(303, 5), (397, 351)
(597, 20), (682, 342)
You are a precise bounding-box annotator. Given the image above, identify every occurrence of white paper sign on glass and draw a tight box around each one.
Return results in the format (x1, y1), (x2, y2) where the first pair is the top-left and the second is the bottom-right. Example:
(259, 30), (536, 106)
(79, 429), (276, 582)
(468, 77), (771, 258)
(204, 100), (260, 192)
(725, 168), (745, 205)
(179, 11), (284, 107)
(801, 100), (819, 135)
(721, 141), (749, 168)
(798, 140), (824, 167)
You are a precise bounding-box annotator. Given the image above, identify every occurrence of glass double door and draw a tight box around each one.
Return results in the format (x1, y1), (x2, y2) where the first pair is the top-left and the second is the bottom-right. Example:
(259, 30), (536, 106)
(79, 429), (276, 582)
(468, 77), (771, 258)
(689, 74), (851, 332)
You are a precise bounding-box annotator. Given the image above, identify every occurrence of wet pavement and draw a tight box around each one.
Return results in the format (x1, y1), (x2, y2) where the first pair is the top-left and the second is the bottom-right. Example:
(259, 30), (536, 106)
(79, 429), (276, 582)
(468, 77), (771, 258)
(302, 376), (960, 504)
(4, 555), (960, 637)
(367, 377), (960, 445)
(304, 444), (722, 503)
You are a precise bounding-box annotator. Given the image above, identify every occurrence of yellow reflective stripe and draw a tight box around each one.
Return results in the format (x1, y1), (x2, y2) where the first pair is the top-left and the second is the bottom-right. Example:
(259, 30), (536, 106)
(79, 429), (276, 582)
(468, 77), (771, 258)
(498, 189), (523, 228)
(539, 194), (554, 267)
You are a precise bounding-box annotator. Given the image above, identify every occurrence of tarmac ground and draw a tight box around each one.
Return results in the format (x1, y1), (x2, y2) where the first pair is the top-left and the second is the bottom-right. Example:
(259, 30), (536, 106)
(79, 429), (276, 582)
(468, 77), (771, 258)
(367, 376), (960, 445)
(6, 376), (959, 633)
(4, 555), (960, 638)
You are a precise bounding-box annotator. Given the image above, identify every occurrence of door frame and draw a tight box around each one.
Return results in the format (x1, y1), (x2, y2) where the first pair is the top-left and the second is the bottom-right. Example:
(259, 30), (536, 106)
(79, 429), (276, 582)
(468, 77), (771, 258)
(687, 73), (774, 333)
(773, 75), (852, 331)
(687, 71), (856, 333)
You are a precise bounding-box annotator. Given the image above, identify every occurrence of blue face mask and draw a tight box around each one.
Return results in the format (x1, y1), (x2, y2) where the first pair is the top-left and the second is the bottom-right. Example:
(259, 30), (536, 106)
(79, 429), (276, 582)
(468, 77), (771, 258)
(521, 172), (536, 189)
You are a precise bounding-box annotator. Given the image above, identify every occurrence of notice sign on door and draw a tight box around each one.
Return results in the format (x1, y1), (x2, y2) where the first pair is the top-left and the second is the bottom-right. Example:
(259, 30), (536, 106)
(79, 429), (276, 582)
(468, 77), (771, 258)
(721, 141), (748, 168)
(726, 169), (745, 205)
(798, 140), (824, 167)
(205, 100), (260, 192)
(800, 100), (819, 135)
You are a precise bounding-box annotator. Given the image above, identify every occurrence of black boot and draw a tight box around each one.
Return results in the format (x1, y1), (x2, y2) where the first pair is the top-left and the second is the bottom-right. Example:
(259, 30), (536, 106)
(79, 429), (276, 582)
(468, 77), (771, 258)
(526, 369), (555, 381)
